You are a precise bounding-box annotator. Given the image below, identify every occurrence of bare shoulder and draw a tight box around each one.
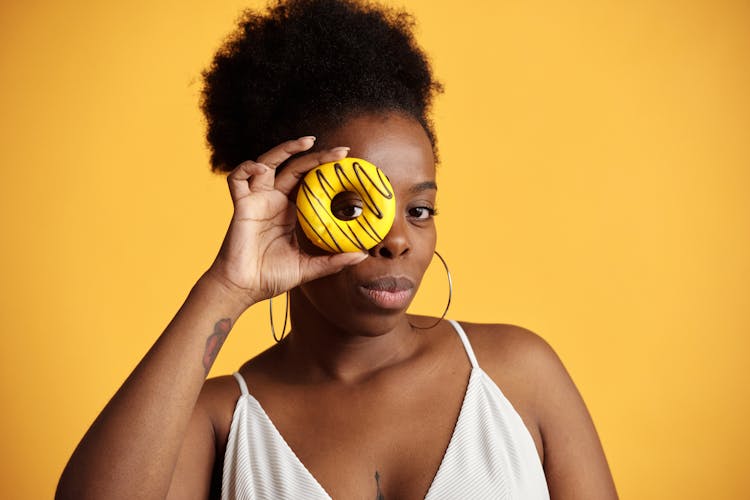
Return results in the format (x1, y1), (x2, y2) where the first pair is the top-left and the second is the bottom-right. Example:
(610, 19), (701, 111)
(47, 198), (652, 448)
(197, 347), (281, 444)
(452, 321), (564, 433)
(454, 320), (618, 498)
(199, 374), (242, 406)
(455, 321), (562, 382)
(197, 374), (243, 438)
(198, 345), (280, 419)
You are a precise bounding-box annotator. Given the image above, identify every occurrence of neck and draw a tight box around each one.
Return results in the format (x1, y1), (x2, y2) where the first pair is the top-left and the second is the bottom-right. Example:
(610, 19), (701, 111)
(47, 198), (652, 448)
(280, 289), (421, 384)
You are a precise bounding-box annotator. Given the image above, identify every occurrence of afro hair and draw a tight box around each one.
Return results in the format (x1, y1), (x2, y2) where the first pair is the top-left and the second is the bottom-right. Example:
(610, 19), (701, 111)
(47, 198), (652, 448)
(201, 0), (442, 172)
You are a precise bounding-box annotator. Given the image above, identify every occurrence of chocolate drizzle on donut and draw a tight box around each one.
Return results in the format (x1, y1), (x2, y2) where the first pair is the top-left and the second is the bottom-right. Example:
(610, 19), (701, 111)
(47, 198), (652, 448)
(297, 160), (395, 252)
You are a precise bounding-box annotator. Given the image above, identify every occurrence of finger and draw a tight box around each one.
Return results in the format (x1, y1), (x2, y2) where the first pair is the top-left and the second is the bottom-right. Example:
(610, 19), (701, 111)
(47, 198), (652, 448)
(256, 136), (317, 169)
(226, 161), (268, 202)
(300, 252), (368, 283)
(274, 146), (351, 196)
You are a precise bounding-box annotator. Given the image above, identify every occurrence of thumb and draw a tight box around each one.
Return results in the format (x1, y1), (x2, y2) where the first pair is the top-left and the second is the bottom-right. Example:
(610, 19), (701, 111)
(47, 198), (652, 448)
(301, 252), (368, 282)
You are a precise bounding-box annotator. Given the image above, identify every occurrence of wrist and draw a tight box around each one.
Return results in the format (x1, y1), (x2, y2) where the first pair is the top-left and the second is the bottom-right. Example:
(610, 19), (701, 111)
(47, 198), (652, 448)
(195, 268), (258, 317)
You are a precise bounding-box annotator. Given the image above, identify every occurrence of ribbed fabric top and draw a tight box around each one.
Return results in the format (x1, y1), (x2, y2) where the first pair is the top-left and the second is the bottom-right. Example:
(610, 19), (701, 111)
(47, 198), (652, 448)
(221, 320), (550, 499)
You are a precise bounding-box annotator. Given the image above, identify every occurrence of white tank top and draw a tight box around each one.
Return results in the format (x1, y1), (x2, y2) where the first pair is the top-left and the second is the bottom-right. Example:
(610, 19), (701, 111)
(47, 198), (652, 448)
(222, 320), (550, 499)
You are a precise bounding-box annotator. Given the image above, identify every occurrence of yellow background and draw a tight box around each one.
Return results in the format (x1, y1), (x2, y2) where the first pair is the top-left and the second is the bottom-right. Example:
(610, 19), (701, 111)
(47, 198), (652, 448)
(1, 0), (748, 498)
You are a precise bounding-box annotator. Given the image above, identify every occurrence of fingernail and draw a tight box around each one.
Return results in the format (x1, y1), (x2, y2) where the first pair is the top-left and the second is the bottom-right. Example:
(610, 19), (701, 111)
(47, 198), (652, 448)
(300, 135), (316, 142)
(332, 146), (350, 152)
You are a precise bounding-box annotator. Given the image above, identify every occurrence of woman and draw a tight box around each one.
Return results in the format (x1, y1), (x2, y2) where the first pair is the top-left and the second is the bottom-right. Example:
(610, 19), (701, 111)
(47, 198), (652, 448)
(57, 0), (617, 498)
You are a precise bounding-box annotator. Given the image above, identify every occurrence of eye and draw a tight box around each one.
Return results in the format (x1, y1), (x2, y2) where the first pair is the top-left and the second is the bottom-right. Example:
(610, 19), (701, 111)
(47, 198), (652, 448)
(408, 206), (437, 220)
(331, 191), (364, 221)
(334, 205), (363, 220)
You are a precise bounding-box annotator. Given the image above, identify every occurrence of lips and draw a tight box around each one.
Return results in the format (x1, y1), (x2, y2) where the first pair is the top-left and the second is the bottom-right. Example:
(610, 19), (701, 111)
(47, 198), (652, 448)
(359, 276), (415, 310)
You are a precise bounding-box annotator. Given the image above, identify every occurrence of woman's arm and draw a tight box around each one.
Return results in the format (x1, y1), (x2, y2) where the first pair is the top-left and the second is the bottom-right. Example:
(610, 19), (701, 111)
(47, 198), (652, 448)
(526, 333), (619, 499)
(55, 139), (365, 500)
(55, 274), (247, 500)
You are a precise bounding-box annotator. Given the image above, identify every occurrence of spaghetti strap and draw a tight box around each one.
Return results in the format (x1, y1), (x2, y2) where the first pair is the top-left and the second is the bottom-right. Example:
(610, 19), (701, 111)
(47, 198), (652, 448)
(448, 319), (479, 369)
(232, 371), (250, 396)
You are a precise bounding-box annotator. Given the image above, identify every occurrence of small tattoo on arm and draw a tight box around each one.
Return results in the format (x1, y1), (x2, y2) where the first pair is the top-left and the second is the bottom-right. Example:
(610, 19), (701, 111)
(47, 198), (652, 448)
(374, 470), (385, 500)
(203, 318), (232, 375)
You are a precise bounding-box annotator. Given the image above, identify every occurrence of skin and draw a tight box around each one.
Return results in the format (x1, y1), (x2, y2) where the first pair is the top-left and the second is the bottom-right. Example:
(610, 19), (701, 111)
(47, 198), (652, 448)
(56, 112), (618, 500)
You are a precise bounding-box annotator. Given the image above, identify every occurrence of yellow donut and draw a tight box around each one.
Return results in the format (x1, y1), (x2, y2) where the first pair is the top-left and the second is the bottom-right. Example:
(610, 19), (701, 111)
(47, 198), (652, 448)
(296, 157), (396, 253)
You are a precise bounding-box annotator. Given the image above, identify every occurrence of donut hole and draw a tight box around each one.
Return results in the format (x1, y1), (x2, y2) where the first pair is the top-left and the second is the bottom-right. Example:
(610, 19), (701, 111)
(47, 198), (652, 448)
(331, 191), (364, 221)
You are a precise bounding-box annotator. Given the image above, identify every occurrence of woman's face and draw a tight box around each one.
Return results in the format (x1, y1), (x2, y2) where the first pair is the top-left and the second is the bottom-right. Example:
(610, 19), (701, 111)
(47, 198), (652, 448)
(294, 112), (438, 335)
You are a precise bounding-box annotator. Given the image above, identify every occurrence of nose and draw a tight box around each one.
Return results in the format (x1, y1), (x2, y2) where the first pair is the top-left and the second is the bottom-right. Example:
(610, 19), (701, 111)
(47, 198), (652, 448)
(368, 216), (410, 258)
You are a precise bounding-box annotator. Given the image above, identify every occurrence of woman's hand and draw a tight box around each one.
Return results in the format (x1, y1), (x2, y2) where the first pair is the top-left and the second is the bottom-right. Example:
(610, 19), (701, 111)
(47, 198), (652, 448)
(205, 137), (367, 309)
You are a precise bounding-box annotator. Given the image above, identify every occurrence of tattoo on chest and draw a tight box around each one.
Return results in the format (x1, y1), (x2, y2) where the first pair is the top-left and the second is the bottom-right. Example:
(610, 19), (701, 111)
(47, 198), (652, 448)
(375, 470), (385, 500)
(202, 318), (232, 375)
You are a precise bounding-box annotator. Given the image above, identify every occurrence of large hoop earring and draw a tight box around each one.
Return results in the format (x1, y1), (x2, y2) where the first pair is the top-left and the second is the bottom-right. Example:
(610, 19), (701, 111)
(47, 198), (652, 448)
(269, 291), (290, 342)
(410, 250), (453, 330)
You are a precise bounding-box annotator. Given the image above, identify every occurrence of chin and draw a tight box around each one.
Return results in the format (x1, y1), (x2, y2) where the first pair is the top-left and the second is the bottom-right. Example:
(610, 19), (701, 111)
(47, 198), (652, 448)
(325, 306), (413, 338)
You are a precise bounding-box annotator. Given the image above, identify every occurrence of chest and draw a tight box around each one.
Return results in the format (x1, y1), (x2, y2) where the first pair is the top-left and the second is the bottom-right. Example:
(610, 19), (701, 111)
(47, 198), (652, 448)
(286, 390), (464, 498)
(227, 364), (470, 500)
(214, 328), (546, 499)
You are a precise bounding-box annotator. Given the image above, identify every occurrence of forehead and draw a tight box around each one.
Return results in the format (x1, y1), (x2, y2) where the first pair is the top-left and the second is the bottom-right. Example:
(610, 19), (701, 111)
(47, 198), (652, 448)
(322, 112), (436, 187)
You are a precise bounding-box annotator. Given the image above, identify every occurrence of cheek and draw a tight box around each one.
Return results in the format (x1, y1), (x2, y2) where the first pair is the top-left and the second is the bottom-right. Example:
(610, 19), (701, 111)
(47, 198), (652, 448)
(413, 228), (438, 275)
(418, 252), (435, 278)
(299, 267), (353, 308)
(417, 221), (438, 251)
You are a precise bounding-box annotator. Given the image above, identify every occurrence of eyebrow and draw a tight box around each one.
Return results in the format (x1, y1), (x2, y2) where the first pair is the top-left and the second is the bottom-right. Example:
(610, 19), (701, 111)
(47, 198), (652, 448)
(409, 181), (438, 194)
